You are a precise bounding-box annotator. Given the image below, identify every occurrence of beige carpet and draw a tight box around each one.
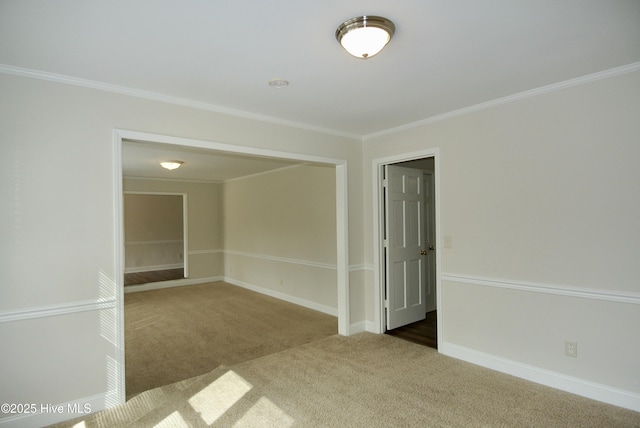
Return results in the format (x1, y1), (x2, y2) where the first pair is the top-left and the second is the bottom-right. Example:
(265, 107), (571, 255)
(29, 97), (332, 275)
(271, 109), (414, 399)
(125, 282), (338, 398)
(55, 333), (640, 427)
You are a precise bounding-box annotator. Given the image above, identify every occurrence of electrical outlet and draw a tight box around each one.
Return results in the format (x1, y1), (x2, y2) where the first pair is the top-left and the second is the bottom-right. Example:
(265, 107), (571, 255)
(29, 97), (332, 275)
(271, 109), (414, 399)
(565, 341), (577, 357)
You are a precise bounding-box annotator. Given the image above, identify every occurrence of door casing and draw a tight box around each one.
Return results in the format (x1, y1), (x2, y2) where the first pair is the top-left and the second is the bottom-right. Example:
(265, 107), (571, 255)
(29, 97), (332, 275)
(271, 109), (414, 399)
(423, 172), (437, 313)
(372, 148), (442, 345)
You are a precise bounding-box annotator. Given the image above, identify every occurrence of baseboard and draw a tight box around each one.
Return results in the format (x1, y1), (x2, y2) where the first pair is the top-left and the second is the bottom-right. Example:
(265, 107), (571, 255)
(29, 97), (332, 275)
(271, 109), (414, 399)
(224, 277), (338, 317)
(123, 276), (223, 293)
(349, 320), (376, 335)
(440, 341), (640, 412)
(0, 392), (112, 428)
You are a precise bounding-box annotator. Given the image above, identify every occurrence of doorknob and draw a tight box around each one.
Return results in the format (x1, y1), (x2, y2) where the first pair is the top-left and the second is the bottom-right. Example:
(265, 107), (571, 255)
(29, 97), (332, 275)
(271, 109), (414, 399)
(420, 250), (427, 255)
(429, 246), (435, 251)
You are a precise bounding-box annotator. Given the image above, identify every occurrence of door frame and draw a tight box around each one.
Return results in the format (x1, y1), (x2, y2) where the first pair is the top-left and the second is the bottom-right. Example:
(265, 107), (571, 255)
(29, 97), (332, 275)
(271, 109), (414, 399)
(372, 148), (442, 344)
(422, 171), (437, 313)
(113, 129), (350, 404)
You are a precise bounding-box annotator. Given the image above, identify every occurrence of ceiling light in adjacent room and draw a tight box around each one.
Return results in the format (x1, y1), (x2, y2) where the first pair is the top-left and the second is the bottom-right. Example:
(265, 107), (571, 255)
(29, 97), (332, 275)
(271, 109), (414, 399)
(268, 79), (290, 88)
(160, 161), (184, 170)
(336, 16), (395, 59)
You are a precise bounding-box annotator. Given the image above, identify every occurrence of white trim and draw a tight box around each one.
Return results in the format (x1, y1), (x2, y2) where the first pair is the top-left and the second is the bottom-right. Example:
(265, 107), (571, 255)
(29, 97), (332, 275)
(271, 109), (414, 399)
(117, 129), (348, 166)
(182, 194), (190, 278)
(0, 63), (359, 140)
(349, 264), (373, 272)
(124, 175), (222, 184)
(223, 163), (309, 183)
(363, 61), (640, 140)
(225, 249), (337, 271)
(0, 299), (116, 323)
(371, 149), (442, 343)
(0, 392), (113, 428)
(442, 273), (640, 305)
(350, 320), (377, 334)
(113, 129), (127, 405)
(188, 249), (223, 255)
(440, 342), (640, 412)
(224, 277), (338, 317)
(123, 276), (223, 293)
(336, 163), (350, 335)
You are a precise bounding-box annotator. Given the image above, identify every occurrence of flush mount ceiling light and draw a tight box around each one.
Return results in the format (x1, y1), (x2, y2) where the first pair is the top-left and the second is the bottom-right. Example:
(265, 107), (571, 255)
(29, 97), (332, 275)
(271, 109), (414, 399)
(268, 78), (289, 88)
(160, 160), (184, 170)
(335, 15), (395, 59)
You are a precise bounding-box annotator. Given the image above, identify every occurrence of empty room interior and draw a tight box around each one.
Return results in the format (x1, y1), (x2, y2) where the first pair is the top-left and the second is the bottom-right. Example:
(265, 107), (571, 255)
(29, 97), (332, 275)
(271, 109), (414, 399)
(1, 2), (639, 427)
(120, 140), (341, 399)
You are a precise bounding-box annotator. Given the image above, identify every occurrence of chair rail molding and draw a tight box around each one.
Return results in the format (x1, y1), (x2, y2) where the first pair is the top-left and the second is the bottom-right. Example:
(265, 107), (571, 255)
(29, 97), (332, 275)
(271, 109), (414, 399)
(442, 273), (640, 305)
(0, 298), (116, 323)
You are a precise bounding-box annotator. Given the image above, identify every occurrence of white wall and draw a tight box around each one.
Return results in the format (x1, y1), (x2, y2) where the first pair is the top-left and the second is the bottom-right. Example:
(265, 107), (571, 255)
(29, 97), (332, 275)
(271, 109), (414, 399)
(124, 178), (223, 280)
(363, 70), (640, 409)
(0, 72), (362, 426)
(223, 164), (337, 314)
(124, 193), (184, 271)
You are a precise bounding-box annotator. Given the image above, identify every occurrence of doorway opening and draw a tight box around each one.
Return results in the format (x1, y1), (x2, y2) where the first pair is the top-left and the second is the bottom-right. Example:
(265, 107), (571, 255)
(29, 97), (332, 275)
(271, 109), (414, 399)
(372, 149), (441, 351)
(123, 192), (188, 287)
(113, 129), (350, 404)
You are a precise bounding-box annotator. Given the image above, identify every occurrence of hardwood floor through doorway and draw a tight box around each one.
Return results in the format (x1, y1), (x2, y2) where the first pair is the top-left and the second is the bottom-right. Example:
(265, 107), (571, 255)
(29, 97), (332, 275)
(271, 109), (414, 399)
(385, 310), (437, 349)
(124, 268), (184, 286)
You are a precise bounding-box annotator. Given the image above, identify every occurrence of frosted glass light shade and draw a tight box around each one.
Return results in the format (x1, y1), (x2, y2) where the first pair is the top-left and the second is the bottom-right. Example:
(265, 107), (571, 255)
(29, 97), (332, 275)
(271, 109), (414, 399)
(336, 16), (395, 59)
(160, 161), (183, 170)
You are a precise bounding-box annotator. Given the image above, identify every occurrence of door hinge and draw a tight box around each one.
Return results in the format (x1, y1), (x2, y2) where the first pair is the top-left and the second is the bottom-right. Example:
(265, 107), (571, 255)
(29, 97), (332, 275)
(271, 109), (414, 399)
(382, 178), (388, 188)
(384, 299), (389, 309)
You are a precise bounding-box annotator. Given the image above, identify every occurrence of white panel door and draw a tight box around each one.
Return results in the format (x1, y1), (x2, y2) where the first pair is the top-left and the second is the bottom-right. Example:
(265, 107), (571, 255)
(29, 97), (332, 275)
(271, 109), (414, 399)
(385, 165), (426, 330)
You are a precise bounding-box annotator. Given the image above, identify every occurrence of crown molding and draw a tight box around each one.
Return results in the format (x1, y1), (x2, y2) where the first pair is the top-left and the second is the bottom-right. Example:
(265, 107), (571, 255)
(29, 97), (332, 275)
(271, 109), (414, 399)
(222, 163), (308, 183)
(2, 61), (639, 142)
(363, 61), (640, 140)
(123, 175), (222, 184)
(0, 63), (360, 141)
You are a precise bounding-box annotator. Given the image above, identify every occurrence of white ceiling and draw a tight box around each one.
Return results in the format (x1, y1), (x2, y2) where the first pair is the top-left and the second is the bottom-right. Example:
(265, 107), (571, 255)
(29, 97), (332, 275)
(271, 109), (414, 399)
(2, 1), (639, 180)
(122, 140), (304, 182)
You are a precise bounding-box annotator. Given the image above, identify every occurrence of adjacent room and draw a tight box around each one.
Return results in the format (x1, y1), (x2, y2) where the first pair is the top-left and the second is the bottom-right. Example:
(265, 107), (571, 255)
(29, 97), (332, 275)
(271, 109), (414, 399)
(121, 139), (341, 397)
